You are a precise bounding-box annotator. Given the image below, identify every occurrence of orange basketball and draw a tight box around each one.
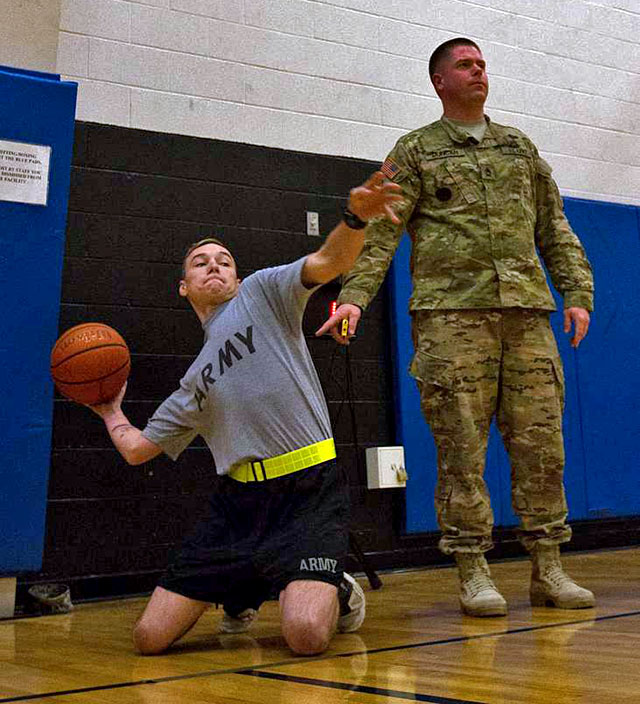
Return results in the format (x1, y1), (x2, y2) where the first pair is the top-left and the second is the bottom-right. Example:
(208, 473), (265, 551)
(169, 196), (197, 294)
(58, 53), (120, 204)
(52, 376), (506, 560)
(50, 323), (131, 405)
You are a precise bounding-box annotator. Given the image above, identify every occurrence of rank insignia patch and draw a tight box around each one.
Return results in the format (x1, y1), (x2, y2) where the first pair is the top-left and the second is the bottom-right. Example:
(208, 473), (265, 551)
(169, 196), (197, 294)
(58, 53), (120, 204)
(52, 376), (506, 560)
(381, 158), (401, 180)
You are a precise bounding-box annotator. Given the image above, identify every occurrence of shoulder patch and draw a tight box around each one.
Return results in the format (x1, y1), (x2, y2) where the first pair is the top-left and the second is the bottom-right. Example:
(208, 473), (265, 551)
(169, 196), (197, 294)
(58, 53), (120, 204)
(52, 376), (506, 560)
(381, 158), (401, 181)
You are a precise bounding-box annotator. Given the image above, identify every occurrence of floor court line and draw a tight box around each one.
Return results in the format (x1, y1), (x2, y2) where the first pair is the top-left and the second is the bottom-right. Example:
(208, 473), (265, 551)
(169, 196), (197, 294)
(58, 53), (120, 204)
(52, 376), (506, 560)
(1, 609), (638, 703)
(240, 670), (487, 704)
(337, 608), (640, 659)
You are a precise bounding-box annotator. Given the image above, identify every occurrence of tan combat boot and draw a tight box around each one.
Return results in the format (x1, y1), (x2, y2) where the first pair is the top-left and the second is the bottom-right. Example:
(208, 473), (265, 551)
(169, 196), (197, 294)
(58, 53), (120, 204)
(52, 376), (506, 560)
(530, 544), (595, 609)
(455, 553), (507, 617)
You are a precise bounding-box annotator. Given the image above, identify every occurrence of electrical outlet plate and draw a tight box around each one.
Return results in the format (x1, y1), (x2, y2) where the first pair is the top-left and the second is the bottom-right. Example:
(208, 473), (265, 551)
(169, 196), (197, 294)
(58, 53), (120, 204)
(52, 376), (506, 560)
(365, 446), (407, 489)
(306, 211), (319, 236)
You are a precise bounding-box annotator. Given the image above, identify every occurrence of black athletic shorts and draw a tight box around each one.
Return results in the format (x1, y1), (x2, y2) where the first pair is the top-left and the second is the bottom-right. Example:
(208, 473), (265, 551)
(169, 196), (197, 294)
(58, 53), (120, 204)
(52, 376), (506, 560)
(158, 459), (349, 605)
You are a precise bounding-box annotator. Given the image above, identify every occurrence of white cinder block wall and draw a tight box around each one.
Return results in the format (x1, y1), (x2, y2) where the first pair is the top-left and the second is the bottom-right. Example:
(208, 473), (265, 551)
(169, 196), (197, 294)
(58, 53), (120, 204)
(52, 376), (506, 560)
(57, 0), (640, 205)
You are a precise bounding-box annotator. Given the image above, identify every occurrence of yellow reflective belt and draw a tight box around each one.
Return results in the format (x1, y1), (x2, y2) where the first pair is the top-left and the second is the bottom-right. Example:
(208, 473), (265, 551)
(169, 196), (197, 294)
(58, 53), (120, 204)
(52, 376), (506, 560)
(228, 438), (336, 483)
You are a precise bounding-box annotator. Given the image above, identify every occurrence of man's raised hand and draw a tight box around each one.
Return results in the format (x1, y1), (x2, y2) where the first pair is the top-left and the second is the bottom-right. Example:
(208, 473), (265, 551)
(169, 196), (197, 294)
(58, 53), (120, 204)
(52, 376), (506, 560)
(348, 171), (404, 224)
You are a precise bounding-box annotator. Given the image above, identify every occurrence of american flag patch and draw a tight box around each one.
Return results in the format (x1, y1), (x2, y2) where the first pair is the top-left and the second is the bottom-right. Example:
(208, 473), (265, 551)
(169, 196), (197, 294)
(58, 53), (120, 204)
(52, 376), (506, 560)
(381, 158), (401, 180)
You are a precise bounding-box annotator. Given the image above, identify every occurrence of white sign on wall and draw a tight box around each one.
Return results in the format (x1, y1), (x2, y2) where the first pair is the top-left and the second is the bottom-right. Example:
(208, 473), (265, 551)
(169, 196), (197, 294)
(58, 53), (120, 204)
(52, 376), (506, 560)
(0, 140), (52, 206)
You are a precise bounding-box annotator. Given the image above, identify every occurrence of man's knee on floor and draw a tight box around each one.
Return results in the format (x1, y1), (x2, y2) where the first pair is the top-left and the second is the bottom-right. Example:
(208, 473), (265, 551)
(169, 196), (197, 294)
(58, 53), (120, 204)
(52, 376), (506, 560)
(282, 614), (333, 655)
(133, 621), (172, 655)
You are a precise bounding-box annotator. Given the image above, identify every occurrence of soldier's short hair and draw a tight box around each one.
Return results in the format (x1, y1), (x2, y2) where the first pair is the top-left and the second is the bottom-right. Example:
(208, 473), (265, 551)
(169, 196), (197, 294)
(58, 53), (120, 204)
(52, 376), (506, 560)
(181, 237), (232, 277)
(429, 37), (482, 78)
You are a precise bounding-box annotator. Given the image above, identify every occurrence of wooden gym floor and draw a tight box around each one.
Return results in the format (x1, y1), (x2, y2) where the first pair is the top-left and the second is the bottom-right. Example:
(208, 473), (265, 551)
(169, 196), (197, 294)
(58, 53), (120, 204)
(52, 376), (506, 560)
(1, 547), (638, 703)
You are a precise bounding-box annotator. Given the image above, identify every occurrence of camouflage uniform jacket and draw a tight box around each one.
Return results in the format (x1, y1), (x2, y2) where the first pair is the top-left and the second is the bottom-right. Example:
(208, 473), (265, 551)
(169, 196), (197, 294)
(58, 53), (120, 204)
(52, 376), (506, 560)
(338, 117), (594, 312)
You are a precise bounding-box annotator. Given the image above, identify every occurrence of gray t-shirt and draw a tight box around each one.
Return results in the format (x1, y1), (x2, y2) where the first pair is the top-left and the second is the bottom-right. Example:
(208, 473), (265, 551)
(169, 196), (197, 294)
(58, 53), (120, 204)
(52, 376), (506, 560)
(442, 115), (488, 143)
(142, 257), (332, 475)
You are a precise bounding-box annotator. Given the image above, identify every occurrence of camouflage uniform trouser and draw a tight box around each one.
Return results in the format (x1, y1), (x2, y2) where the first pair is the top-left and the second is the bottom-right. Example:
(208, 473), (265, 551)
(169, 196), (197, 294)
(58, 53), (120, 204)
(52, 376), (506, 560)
(410, 309), (571, 555)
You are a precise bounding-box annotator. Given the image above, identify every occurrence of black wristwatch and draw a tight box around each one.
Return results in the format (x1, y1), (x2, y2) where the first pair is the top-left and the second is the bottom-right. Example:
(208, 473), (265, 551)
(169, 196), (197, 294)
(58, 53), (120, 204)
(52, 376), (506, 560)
(342, 207), (367, 230)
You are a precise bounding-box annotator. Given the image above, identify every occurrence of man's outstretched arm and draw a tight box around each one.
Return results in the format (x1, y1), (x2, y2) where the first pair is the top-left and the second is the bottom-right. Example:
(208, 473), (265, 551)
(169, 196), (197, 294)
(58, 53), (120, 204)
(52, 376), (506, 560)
(301, 171), (403, 287)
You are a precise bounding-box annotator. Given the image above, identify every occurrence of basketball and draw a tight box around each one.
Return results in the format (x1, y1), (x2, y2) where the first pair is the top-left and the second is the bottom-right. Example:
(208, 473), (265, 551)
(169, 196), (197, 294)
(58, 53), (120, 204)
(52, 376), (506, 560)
(50, 323), (131, 405)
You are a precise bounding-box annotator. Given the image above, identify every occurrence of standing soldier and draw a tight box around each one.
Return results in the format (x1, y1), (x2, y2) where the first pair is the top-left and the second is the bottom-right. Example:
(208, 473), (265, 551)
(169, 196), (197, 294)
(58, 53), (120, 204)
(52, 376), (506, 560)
(318, 38), (595, 617)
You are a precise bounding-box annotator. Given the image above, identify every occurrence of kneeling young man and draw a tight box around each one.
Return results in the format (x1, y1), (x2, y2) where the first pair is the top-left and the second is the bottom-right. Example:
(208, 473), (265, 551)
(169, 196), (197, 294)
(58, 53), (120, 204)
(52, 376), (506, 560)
(89, 173), (402, 655)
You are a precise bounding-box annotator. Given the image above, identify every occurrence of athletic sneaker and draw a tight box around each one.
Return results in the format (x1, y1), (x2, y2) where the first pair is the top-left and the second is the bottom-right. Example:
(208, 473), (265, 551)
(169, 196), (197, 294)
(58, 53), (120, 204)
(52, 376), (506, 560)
(219, 607), (258, 634)
(337, 573), (366, 633)
(27, 583), (73, 614)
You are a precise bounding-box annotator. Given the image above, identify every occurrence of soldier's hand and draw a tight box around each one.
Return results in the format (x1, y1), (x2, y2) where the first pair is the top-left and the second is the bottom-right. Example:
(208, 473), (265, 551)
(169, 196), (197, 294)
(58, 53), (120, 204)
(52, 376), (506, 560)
(315, 304), (362, 345)
(348, 171), (404, 225)
(564, 307), (590, 348)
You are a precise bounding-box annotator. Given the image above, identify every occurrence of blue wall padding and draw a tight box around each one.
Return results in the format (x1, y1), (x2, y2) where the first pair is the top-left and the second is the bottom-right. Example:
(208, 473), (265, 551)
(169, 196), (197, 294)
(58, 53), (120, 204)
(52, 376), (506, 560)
(0, 66), (77, 572)
(389, 197), (640, 533)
